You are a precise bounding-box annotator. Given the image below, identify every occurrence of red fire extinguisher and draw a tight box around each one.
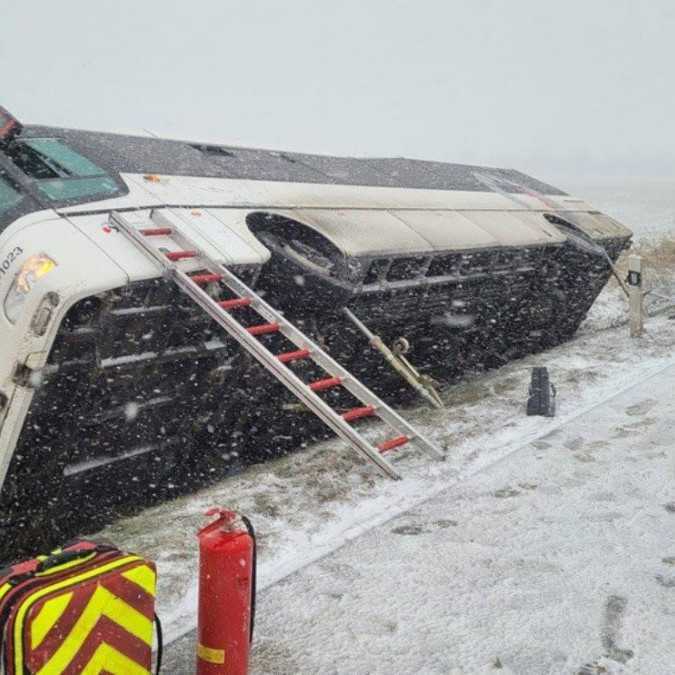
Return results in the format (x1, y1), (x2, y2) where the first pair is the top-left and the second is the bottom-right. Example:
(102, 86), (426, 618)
(196, 508), (256, 675)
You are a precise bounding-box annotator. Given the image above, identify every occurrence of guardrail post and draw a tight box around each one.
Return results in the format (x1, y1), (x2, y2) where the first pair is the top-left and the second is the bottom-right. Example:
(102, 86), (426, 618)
(627, 255), (644, 337)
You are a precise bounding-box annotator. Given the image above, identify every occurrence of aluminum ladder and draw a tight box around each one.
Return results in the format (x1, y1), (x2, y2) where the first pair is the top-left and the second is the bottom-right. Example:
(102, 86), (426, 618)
(111, 210), (444, 479)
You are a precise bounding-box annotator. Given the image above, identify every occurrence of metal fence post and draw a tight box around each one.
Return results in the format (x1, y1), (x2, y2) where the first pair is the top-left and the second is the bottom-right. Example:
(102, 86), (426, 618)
(627, 255), (644, 337)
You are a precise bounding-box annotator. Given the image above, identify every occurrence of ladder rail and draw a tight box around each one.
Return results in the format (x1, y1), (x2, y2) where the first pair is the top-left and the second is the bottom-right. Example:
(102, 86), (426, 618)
(215, 265), (445, 460)
(171, 264), (402, 478)
(112, 209), (445, 475)
(110, 211), (403, 478)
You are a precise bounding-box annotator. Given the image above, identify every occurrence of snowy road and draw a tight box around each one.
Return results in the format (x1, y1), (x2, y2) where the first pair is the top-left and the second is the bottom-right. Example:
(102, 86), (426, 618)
(161, 355), (675, 674)
(241, 360), (675, 675)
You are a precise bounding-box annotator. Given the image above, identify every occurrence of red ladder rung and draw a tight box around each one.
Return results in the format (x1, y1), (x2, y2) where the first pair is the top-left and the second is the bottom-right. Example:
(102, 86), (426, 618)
(139, 227), (172, 236)
(378, 435), (410, 453)
(219, 297), (252, 310)
(166, 250), (198, 261)
(191, 273), (223, 285)
(342, 405), (376, 422)
(309, 376), (342, 392)
(247, 322), (280, 336)
(277, 348), (311, 364)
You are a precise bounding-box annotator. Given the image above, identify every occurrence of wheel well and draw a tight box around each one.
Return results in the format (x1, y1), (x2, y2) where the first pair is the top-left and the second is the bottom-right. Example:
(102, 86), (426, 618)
(246, 211), (344, 276)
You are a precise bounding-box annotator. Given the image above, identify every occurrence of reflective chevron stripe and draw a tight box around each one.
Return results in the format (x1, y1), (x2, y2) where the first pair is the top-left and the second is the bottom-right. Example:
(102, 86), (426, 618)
(0, 582), (11, 601)
(31, 592), (74, 649)
(29, 572), (155, 668)
(122, 564), (157, 597)
(35, 585), (154, 673)
(35, 552), (97, 577)
(12, 555), (144, 673)
(80, 642), (150, 675)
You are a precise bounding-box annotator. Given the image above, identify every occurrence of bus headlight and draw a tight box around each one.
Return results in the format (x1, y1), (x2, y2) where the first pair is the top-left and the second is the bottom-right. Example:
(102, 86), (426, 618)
(4, 254), (57, 324)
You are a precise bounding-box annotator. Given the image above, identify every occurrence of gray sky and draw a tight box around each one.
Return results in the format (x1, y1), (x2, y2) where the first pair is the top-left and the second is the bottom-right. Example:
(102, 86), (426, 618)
(2, 0), (674, 181)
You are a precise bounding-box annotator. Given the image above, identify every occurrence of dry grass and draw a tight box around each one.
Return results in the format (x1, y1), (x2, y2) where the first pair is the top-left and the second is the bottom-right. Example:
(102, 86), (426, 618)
(608, 235), (675, 303)
(624, 234), (675, 274)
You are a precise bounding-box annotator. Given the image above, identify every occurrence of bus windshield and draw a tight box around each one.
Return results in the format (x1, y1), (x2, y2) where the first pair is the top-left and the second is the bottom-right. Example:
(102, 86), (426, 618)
(0, 174), (22, 216)
(5, 138), (120, 204)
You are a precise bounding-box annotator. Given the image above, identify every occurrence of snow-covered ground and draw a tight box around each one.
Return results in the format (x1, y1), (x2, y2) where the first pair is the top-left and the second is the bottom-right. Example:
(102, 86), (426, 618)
(243, 359), (675, 674)
(88, 224), (675, 673)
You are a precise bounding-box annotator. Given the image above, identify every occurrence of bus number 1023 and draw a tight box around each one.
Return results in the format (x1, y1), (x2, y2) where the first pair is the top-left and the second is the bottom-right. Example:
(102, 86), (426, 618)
(0, 246), (23, 277)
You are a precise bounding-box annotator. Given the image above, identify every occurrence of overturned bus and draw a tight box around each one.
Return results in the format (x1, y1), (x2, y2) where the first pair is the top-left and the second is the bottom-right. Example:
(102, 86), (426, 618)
(0, 108), (631, 559)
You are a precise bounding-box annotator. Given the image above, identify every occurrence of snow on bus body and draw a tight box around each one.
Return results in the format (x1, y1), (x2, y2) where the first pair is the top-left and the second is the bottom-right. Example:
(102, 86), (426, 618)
(0, 124), (632, 562)
(0, 177), (629, 443)
(54, 172), (632, 338)
(0, 173), (627, 509)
